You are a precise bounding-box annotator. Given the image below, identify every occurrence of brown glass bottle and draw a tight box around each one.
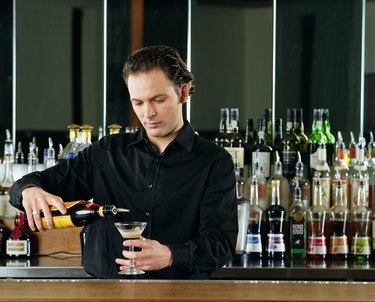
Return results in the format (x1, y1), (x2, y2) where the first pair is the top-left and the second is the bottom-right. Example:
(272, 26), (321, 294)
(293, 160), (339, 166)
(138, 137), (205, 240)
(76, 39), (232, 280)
(6, 212), (32, 258)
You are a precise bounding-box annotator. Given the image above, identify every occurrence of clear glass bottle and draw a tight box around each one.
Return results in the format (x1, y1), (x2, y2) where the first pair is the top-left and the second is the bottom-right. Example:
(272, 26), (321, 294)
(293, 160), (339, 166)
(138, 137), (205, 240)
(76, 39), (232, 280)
(45, 137), (56, 169)
(281, 108), (300, 180)
(1, 130), (14, 194)
(6, 212), (32, 258)
(27, 142), (37, 173)
(307, 178), (327, 261)
(267, 151), (290, 217)
(351, 179), (372, 262)
(289, 183), (306, 259)
(289, 151), (311, 210)
(331, 131), (350, 208)
(15, 141), (24, 164)
(294, 108), (308, 165)
(246, 176), (263, 260)
(76, 124), (94, 152)
(265, 180), (286, 260)
(32, 136), (39, 164)
(329, 178), (349, 261)
(350, 142), (369, 210)
(58, 124), (80, 161)
(214, 108), (230, 148)
(348, 131), (357, 173)
(226, 108), (245, 175)
(322, 109), (335, 166)
(108, 123), (122, 135)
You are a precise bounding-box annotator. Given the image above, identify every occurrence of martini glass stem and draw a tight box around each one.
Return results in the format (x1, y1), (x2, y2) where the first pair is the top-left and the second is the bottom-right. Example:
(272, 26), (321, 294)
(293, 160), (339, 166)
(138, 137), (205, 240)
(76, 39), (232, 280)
(129, 245), (135, 270)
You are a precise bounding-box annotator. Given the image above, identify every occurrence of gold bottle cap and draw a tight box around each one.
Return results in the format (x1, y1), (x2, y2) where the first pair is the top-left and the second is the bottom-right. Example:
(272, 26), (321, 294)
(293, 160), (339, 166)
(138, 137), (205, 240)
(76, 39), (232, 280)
(67, 124), (80, 129)
(80, 124), (94, 131)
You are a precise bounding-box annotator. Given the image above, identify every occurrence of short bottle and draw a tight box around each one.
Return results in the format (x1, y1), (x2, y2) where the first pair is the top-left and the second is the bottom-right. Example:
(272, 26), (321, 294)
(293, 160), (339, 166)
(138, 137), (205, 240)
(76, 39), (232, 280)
(39, 200), (129, 229)
(246, 176), (263, 260)
(307, 178), (327, 261)
(351, 179), (372, 262)
(289, 183), (307, 259)
(329, 178), (349, 261)
(265, 180), (286, 260)
(15, 141), (24, 164)
(6, 212), (32, 258)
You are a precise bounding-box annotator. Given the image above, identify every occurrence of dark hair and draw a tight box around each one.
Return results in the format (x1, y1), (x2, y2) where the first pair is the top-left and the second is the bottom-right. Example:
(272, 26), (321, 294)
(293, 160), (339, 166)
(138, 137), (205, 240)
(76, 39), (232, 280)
(122, 45), (195, 96)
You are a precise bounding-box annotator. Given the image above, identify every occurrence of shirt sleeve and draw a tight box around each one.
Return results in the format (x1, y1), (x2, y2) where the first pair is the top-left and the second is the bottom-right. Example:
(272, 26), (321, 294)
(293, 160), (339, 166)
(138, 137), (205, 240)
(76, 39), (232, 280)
(167, 150), (238, 274)
(9, 138), (107, 211)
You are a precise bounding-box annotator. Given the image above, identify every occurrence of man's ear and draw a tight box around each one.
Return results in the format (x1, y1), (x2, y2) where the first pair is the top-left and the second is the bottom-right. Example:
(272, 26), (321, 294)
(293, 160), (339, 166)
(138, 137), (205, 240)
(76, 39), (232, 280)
(180, 83), (190, 104)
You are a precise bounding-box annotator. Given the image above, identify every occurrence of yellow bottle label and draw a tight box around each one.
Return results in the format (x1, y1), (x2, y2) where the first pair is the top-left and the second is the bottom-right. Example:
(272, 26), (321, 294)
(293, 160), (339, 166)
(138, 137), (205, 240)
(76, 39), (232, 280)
(49, 200), (81, 212)
(42, 215), (75, 229)
(98, 206), (104, 217)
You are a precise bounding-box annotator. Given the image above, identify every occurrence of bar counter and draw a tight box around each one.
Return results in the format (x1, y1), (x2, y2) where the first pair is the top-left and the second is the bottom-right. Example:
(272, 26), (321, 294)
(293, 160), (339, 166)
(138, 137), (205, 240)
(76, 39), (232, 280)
(1, 279), (375, 302)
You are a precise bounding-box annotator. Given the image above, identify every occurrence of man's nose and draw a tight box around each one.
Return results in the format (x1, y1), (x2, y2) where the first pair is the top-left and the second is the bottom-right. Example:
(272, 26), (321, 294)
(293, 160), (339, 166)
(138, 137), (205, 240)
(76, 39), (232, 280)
(145, 104), (156, 118)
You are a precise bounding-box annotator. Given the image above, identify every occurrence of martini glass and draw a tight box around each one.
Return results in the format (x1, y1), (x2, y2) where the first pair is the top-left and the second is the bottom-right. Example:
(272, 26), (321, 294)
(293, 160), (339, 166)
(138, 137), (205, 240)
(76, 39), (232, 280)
(115, 222), (147, 275)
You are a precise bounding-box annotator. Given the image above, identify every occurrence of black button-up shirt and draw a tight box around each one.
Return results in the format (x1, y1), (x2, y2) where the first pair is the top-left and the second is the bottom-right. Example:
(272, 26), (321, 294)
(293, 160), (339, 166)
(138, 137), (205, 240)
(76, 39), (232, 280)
(9, 121), (237, 279)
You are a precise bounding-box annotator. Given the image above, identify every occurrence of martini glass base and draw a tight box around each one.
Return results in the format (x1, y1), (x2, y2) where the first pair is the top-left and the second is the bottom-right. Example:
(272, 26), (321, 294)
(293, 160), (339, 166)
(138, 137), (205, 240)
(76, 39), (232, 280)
(118, 267), (145, 275)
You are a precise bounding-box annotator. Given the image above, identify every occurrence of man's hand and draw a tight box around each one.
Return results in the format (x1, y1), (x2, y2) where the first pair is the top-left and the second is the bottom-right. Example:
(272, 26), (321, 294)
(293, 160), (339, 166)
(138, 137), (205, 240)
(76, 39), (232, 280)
(115, 238), (173, 272)
(21, 187), (67, 232)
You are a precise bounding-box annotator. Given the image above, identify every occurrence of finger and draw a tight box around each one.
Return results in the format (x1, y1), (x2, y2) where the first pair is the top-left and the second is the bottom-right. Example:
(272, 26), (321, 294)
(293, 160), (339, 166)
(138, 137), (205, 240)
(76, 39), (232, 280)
(123, 239), (149, 248)
(32, 210), (46, 232)
(24, 207), (37, 231)
(40, 201), (54, 230)
(47, 196), (66, 215)
(122, 250), (139, 260)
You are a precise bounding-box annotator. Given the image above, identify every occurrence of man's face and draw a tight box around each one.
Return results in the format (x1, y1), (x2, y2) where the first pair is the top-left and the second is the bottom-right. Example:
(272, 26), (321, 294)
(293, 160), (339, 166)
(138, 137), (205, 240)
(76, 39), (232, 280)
(127, 68), (187, 142)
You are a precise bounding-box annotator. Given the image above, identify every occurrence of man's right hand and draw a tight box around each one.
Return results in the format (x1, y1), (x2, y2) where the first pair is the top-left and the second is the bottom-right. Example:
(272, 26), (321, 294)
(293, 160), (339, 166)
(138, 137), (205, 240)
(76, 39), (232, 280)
(21, 187), (67, 232)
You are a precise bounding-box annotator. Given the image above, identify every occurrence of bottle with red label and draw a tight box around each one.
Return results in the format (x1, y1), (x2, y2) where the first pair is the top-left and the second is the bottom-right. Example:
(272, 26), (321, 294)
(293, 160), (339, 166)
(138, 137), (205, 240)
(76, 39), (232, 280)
(307, 177), (327, 261)
(6, 212), (32, 258)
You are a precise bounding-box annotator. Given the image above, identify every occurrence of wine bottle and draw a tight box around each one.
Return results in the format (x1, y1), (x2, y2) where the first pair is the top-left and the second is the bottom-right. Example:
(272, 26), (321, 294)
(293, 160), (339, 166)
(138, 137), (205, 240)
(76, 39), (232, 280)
(329, 178), (349, 261)
(39, 200), (129, 229)
(263, 108), (273, 147)
(214, 108), (230, 148)
(294, 108), (308, 164)
(273, 118), (283, 164)
(289, 183), (306, 259)
(322, 109), (335, 166)
(226, 108), (245, 173)
(6, 212), (32, 258)
(244, 118), (255, 179)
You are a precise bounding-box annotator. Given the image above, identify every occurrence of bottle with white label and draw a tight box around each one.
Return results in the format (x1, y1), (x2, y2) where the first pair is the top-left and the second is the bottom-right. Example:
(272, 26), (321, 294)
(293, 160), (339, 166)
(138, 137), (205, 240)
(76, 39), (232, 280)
(251, 119), (272, 179)
(289, 183), (306, 259)
(226, 108), (245, 173)
(6, 212), (32, 258)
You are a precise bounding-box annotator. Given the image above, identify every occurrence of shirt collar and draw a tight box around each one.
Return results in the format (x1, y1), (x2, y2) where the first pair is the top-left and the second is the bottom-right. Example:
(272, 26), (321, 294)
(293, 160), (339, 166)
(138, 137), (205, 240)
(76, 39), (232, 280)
(126, 119), (196, 154)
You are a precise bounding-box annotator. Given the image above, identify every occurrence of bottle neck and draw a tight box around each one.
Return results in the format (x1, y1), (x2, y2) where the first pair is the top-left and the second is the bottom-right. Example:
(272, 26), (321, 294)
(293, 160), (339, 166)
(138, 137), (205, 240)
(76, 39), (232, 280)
(249, 183), (258, 205)
(357, 184), (367, 207)
(334, 185), (346, 207)
(313, 184), (323, 206)
(271, 184), (280, 205)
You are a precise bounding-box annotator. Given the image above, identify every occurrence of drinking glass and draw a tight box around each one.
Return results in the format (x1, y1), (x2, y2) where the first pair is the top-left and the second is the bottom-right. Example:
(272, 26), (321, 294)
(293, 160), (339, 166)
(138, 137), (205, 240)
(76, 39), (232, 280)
(114, 222), (147, 275)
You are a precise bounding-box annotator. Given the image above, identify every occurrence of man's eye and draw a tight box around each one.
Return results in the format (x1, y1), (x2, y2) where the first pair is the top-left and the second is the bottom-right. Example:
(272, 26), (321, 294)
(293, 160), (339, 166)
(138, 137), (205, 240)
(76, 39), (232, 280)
(155, 99), (165, 103)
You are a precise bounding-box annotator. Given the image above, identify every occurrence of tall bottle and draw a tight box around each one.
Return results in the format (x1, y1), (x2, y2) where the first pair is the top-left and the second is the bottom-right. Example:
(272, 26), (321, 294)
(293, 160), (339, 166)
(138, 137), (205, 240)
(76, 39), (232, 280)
(308, 108), (328, 180)
(273, 118), (283, 164)
(307, 178), (327, 261)
(234, 158), (249, 255)
(58, 124), (80, 161)
(322, 109), (335, 166)
(226, 108), (245, 174)
(311, 135), (331, 210)
(15, 142), (24, 164)
(368, 131), (375, 211)
(267, 151), (289, 216)
(290, 152), (311, 210)
(348, 131), (357, 173)
(27, 142), (37, 173)
(1, 130), (14, 195)
(350, 141), (369, 210)
(265, 180), (286, 260)
(214, 108), (230, 148)
(244, 118), (255, 179)
(294, 108), (308, 165)
(6, 212), (32, 258)
(246, 176), (263, 260)
(329, 178), (349, 260)
(263, 108), (273, 147)
(45, 137), (56, 169)
(250, 119), (273, 179)
(39, 200), (129, 229)
(331, 131), (349, 208)
(351, 179), (372, 262)
(289, 183), (306, 259)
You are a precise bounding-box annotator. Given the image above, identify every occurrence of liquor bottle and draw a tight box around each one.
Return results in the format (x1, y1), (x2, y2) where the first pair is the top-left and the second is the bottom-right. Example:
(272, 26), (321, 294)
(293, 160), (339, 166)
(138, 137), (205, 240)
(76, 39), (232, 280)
(6, 212), (32, 258)
(263, 108), (273, 147)
(234, 158), (249, 255)
(58, 124), (80, 161)
(273, 118), (283, 163)
(350, 142), (369, 210)
(307, 109), (327, 180)
(214, 108), (230, 148)
(226, 108), (245, 173)
(348, 131), (357, 173)
(267, 151), (289, 216)
(246, 176), (263, 259)
(1, 130), (15, 195)
(368, 132), (375, 210)
(331, 131), (350, 208)
(108, 123), (122, 135)
(311, 135), (331, 210)
(15, 141), (24, 164)
(45, 137), (56, 169)
(281, 108), (300, 180)
(32, 137), (39, 164)
(76, 124), (94, 152)
(0, 220), (6, 256)
(27, 142), (37, 173)
(3, 129), (14, 163)
(328, 178), (349, 260)
(307, 178), (327, 261)
(289, 152), (311, 210)
(351, 179), (372, 262)
(294, 108), (308, 165)
(265, 180), (286, 260)
(39, 200), (129, 229)
(251, 119), (273, 179)
(322, 109), (335, 166)
(289, 183), (306, 259)
(246, 151), (268, 211)
(244, 118), (255, 179)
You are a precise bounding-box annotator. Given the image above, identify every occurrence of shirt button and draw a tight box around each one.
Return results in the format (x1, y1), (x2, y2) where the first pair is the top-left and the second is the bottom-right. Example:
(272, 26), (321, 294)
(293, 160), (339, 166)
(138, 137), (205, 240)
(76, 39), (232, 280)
(148, 184), (153, 189)
(145, 212), (150, 216)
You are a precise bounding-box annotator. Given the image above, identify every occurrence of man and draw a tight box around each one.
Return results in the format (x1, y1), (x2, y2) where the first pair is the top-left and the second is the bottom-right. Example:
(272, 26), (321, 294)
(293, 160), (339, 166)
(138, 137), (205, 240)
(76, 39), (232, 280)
(9, 45), (237, 279)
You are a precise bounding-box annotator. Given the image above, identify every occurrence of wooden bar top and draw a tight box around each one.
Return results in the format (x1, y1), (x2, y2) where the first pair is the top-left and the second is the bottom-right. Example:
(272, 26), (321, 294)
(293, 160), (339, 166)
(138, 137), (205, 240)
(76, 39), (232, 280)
(1, 280), (375, 302)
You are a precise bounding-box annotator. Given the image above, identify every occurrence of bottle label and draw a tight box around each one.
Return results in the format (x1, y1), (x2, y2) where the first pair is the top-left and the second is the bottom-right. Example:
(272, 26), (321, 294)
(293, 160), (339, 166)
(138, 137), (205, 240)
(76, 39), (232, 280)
(252, 152), (271, 178)
(48, 200), (81, 212)
(6, 240), (28, 255)
(267, 233), (285, 252)
(309, 148), (319, 170)
(282, 150), (296, 165)
(351, 236), (371, 255)
(290, 218), (306, 252)
(225, 147), (244, 168)
(246, 234), (262, 253)
(331, 177), (349, 208)
(329, 235), (348, 254)
(319, 177), (331, 210)
(42, 216), (75, 229)
(307, 236), (327, 255)
(350, 178), (369, 208)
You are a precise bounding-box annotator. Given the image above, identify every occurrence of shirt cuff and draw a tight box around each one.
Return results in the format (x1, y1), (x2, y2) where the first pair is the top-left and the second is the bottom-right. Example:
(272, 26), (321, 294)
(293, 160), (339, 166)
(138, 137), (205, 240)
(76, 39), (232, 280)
(167, 244), (189, 269)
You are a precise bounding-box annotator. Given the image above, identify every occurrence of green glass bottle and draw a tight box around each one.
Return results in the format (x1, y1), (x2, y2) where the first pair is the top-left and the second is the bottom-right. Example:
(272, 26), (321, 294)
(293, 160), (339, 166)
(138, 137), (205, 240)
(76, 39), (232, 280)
(322, 109), (335, 166)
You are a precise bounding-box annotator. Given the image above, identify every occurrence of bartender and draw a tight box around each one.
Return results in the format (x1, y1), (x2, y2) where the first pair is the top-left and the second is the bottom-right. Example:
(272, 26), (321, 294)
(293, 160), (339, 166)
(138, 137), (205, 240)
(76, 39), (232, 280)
(9, 45), (237, 279)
